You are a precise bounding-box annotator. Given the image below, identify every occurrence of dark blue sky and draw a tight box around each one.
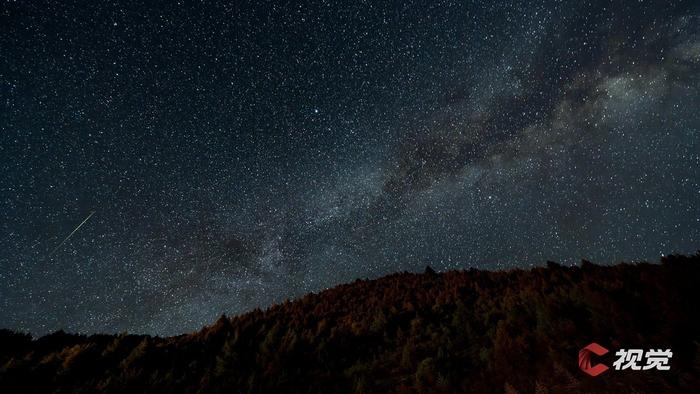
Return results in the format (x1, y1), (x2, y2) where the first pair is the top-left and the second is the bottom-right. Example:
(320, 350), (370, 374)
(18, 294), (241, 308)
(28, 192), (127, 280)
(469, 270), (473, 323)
(1, 0), (699, 335)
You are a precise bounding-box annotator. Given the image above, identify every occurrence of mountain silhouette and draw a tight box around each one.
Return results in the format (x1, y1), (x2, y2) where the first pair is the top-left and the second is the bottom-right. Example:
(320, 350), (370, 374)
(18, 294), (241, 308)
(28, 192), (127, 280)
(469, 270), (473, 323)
(1, 254), (699, 393)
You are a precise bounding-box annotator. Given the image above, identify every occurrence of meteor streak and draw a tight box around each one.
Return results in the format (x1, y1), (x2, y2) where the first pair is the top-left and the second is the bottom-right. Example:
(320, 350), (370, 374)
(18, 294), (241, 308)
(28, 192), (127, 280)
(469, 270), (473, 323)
(48, 211), (96, 258)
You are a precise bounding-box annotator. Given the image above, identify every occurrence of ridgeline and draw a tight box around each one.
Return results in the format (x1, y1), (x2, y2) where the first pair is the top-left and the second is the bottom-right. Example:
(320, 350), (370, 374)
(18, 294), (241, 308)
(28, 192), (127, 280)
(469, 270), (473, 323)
(1, 254), (699, 393)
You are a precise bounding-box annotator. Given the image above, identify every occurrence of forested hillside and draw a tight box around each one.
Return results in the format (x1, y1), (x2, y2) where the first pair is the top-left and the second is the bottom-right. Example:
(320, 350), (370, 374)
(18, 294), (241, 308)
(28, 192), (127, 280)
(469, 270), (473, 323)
(1, 254), (699, 393)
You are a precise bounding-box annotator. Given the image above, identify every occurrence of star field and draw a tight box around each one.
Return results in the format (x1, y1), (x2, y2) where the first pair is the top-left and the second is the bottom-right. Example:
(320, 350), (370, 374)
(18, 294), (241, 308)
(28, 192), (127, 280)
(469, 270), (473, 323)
(1, 0), (699, 335)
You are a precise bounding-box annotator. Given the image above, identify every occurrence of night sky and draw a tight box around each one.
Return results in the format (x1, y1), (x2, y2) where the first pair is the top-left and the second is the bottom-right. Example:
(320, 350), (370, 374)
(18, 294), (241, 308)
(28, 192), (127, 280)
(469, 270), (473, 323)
(1, 0), (699, 335)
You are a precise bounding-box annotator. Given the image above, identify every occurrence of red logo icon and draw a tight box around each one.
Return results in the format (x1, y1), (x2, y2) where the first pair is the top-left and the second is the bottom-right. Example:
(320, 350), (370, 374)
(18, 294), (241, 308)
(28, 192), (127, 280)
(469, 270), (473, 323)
(579, 342), (610, 376)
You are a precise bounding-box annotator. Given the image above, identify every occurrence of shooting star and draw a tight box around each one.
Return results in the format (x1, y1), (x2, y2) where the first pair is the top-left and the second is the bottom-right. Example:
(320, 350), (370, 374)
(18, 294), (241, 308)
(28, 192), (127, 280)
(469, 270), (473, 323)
(48, 211), (96, 258)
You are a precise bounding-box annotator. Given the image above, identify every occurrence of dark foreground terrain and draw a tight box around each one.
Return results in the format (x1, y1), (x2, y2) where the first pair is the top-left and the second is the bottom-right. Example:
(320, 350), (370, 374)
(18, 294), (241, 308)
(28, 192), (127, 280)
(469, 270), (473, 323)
(1, 254), (699, 393)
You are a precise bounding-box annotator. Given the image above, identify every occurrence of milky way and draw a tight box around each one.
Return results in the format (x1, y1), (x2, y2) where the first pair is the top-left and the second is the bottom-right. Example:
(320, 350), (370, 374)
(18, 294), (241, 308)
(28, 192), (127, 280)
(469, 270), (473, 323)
(1, 1), (699, 335)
